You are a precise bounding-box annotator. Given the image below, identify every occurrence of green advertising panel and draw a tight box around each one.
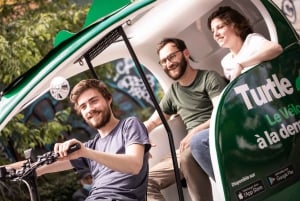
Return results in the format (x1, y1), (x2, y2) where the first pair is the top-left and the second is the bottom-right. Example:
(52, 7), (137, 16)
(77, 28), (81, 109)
(214, 42), (300, 201)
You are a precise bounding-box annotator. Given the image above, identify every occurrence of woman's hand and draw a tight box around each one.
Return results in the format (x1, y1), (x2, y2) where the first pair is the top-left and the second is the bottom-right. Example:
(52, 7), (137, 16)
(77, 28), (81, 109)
(230, 63), (243, 81)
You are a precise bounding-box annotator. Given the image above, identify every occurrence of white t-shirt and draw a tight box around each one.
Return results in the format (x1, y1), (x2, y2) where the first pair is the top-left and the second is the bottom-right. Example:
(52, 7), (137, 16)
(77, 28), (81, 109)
(221, 33), (269, 80)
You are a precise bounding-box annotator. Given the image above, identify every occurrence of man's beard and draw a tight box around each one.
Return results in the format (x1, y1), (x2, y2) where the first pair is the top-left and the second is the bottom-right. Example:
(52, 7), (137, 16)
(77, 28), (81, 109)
(86, 107), (111, 129)
(164, 57), (187, 80)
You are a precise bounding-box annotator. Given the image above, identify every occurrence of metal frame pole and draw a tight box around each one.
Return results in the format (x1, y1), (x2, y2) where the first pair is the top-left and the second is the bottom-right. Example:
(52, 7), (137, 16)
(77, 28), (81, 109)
(118, 26), (185, 201)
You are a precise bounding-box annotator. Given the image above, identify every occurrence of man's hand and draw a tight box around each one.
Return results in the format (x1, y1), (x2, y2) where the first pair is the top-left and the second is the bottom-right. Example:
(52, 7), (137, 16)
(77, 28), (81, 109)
(54, 139), (83, 160)
(179, 132), (194, 153)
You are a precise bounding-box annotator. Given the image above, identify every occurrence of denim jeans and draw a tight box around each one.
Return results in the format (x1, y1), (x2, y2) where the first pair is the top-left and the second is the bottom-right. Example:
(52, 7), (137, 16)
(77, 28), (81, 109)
(190, 128), (215, 180)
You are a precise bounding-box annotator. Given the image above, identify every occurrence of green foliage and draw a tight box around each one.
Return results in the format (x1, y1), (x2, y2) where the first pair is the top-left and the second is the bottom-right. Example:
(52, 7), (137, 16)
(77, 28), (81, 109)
(0, 108), (71, 154)
(0, 0), (89, 85)
(0, 0), (90, 152)
(0, 180), (29, 201)
(0, 170), (79, 201)
(38, 171), (79, 201)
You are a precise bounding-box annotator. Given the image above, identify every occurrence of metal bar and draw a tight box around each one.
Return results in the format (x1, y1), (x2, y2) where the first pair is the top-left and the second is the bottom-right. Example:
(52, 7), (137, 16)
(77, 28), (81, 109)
(84, 55), (99, 79)
(118, 26), (185, 201)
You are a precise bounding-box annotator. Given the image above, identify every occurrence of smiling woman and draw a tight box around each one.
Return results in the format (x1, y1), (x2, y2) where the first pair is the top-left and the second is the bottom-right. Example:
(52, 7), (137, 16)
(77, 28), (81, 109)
(207, 6), (283, 81)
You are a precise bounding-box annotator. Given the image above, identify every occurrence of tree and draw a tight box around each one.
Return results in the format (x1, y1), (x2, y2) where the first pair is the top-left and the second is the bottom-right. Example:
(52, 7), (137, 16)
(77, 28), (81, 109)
(0, 1), (91, 200)
(0, 0), (90, 85)
(0, 0), (91, 157)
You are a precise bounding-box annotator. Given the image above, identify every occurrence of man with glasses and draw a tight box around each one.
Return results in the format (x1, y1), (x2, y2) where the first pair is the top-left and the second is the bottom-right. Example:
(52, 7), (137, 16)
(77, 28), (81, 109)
(144, 38), (227, 201)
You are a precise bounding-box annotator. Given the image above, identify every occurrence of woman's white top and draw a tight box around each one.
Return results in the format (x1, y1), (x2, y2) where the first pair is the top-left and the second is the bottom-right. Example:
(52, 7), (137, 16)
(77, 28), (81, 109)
(221, 33), (269, 80)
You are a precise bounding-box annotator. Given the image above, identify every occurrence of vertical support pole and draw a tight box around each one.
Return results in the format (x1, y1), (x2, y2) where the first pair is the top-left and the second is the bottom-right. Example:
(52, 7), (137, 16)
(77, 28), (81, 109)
(118, 26), (185, 201)
(84, 55), (99, 79)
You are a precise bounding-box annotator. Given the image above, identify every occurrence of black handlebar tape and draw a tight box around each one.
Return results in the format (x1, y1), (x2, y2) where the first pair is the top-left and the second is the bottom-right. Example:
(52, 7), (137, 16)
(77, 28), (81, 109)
(67, 143), (81, 154)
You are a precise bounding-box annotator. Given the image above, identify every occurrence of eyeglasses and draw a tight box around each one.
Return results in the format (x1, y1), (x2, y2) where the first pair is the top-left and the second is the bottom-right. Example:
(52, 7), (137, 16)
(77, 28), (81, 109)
(158, 50), (182, 66)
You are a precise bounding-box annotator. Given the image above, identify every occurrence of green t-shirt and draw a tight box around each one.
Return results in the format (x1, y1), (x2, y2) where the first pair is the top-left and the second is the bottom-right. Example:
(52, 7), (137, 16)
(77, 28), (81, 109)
(160, 70), (227, 131)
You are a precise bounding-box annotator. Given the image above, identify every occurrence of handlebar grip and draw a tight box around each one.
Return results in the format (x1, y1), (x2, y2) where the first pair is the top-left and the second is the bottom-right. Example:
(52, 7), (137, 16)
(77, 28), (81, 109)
(67, 143), (81, 154)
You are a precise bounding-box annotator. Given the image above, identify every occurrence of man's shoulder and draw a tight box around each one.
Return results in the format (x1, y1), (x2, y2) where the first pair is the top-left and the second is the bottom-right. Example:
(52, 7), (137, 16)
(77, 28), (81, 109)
(119, 117), (146, 131)
(197, 69), (222, 78)
(122, 116), (142, 124)
(196, 70), (228, 87)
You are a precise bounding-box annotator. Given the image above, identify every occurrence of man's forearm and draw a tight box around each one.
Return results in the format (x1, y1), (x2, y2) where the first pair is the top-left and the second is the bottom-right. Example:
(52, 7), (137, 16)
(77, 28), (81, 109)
(1, 160), (27, 170)
(36, 159), (73, 176)
(189, 119), (210, 136)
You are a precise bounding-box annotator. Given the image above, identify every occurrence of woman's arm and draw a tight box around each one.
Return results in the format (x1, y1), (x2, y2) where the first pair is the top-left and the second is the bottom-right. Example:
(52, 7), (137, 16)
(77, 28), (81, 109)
(231, 39), (283, 81)
(238, 40), (283, 68)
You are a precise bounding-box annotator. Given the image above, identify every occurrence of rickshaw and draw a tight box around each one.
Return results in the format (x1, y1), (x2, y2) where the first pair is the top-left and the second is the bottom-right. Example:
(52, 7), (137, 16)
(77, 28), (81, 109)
(0, 0), (299, 200)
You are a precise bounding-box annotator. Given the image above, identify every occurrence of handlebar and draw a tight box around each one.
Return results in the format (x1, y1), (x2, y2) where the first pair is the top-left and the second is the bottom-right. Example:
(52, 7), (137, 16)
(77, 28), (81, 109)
(0, 143), (81, 181)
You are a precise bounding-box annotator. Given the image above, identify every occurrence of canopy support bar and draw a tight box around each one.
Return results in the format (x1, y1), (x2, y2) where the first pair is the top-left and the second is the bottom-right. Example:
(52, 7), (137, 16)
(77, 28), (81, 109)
(118, 26), (185, 201)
